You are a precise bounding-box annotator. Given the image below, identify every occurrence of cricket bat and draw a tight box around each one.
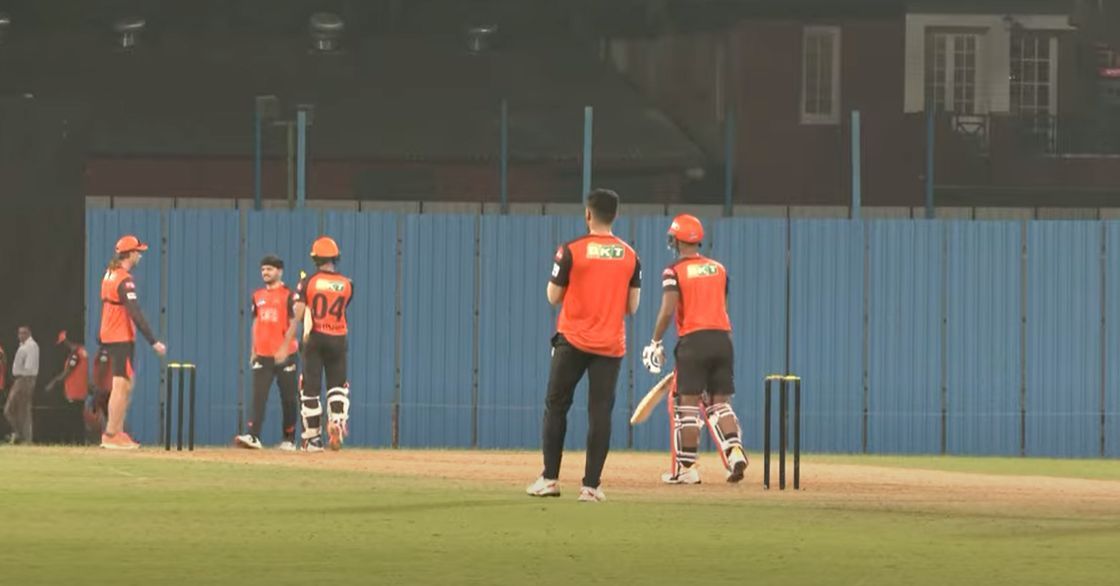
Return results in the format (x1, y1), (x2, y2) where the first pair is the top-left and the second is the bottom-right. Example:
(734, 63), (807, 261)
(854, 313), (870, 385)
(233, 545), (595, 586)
(300, 270), (312, 344)
(630, 372), (675, 425)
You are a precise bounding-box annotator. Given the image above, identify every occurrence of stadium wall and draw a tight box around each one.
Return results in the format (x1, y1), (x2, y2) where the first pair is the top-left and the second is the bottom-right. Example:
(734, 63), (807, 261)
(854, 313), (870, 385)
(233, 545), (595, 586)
(86, 205), (1120, 458)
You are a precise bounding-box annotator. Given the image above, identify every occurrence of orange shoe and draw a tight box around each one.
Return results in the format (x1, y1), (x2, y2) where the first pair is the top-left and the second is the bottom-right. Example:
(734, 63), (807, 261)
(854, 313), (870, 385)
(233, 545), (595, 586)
(100, 432), (140, 450)
(327, 420), (345, 451)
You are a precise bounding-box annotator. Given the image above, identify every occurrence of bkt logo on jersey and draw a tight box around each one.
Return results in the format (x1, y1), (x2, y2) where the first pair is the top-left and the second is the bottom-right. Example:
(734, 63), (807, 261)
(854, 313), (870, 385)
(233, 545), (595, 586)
(687, 263), (719, 278)
(315, 279), (346, 292)
(586, 243), (625, 260)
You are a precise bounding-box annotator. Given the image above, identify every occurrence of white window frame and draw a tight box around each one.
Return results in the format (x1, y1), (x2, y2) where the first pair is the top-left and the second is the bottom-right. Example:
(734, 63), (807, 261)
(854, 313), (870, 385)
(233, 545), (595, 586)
(800, 26), (842, 125)
(924, 30), (985, 115)
(1009, 32), (1059, 117)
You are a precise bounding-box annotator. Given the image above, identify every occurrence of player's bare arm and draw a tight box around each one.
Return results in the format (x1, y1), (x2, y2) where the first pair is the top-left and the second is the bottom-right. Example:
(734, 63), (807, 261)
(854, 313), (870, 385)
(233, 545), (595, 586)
(546, 282), (566, 306)
(651, 290), (679, 342)
(275, 301), (304, 363)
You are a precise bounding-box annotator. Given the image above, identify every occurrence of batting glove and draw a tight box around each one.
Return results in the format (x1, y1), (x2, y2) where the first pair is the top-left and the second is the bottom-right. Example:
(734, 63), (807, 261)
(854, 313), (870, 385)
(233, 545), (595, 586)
(642, 340), (664, 374)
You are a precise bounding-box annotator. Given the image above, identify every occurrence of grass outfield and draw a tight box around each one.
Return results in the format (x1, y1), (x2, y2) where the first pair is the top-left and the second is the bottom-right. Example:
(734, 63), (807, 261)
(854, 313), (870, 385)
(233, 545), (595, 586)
(1, 448), (1118, 585)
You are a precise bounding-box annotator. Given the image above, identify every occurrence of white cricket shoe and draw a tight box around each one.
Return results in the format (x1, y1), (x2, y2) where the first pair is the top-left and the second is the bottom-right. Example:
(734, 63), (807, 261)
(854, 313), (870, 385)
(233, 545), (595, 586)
(235, 434), (263, 450)
(726, 446), (749, 483)
(277, 440), (298, 452)
(303, 437), (325, 453)
(578, 486), (606, 502)
(526, 476), (560, 497)
(661, 466), (702, 485)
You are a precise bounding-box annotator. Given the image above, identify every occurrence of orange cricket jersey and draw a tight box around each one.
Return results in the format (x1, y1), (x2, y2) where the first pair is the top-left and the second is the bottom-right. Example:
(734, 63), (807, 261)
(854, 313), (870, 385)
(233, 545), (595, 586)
(252, 285), (298, 355)
(662, 255), (732, 337)
(550, 234), (641, 357)
(62, 346), (89, 402)
(294, 271), (353, 336)
(100, 267), (137, 343)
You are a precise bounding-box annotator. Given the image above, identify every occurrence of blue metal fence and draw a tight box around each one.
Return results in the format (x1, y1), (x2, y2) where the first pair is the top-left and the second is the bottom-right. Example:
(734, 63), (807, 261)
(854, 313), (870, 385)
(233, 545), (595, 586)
(945, 222), (1022, 456)
(867, 221), (942, 454)
(1026, 222), (1103, 457)
(84, 208), (1120, 458)
(789, 220), (864, 454)
(477, 215), (557, 449)
(166, 210), (241, 446)
(1107, 224), (1120, 458)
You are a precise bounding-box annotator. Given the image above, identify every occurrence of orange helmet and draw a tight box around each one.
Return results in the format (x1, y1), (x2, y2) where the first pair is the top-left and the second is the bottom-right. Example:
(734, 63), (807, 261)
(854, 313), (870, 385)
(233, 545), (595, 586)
(667, 214), (704, 244)
(310, 236), (340, 259)
(115, 235), (149, 254)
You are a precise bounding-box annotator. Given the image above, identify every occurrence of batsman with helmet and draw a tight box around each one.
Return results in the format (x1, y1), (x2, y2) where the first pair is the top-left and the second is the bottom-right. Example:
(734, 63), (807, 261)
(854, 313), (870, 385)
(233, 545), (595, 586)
(643, 214), (748, 484)
(280, 236), (354, 452)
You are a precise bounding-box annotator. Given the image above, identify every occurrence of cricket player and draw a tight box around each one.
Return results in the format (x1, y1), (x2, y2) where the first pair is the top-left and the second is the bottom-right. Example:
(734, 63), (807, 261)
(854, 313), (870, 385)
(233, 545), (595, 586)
(279, 236), (353, 452)
(235, 255), (299, 451)
(642, 214), (748, 484)
(99, 235), (167, 450)
(527, 188), (642, 502)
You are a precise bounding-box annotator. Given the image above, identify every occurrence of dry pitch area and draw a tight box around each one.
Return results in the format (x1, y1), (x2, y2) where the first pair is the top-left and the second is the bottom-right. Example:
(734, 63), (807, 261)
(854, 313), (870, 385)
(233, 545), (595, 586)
(144, 447), (1120, 516)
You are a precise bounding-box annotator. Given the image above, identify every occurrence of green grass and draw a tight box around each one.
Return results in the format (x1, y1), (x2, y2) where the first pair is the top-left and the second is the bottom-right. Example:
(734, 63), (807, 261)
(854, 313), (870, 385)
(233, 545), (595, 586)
(812, 453), (1120, 481)
(1, 449), (1118, 585)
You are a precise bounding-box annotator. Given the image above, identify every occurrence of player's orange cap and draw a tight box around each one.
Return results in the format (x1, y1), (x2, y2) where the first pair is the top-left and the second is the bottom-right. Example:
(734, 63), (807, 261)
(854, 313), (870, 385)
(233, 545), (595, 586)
(115, 235), (149, 254)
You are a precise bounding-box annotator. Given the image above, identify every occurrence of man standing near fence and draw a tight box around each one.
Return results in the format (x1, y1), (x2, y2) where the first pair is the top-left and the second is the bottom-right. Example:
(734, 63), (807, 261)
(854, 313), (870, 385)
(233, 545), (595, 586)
(527, 189), (642, 502)
(99, 235), (167, 450)
(5, 326), (39, 444)
(642, 214), (748, 484)
(235, 255), (299, 451)
(279, 237), (353, 453)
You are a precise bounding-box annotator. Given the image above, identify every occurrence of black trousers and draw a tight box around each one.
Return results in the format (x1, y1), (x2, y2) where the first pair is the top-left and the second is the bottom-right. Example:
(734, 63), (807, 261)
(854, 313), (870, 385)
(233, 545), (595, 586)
(541, 334), (622, 489)
(302, 332), (348, 396)
(246, 356), (299, 441)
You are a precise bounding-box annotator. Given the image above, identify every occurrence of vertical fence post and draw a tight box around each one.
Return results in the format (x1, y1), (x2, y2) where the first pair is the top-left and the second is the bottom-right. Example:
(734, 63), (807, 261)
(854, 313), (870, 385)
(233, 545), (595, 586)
(296, 108), (308, 209)
(851, 110), (862, 220)
(159, 209), (170, 446)
(253, 105), (262, 211)
(286, 123), (295, 210)
(723, 108), (736, 217)
(500, 99), (509, 214)
(237, 208), (247, 435)
(925, 108), (935, 219)
(582, 106), (593, 198)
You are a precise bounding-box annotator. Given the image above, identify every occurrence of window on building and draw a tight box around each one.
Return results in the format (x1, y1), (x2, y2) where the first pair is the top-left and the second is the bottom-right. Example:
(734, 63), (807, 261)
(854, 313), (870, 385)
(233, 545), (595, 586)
(801, 26), (841, 124)
(1011, 32), (1055, 117)
(925, 31), (980, 114)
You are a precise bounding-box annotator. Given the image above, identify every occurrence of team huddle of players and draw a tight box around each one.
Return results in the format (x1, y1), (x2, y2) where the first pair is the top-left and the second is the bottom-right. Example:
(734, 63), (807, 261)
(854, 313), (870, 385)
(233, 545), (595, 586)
(95, 235), (353, 453)
(94, 189), (743, 501)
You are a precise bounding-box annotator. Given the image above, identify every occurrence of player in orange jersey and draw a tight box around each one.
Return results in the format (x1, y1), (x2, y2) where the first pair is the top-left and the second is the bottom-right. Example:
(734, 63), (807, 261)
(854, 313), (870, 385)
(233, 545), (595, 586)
(98, 235), (166, 450)
(642, 214), (748, 484)
(235, 255), (300, 451)
(527, 189), (642, 502)
(280, 237), (353, 452)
